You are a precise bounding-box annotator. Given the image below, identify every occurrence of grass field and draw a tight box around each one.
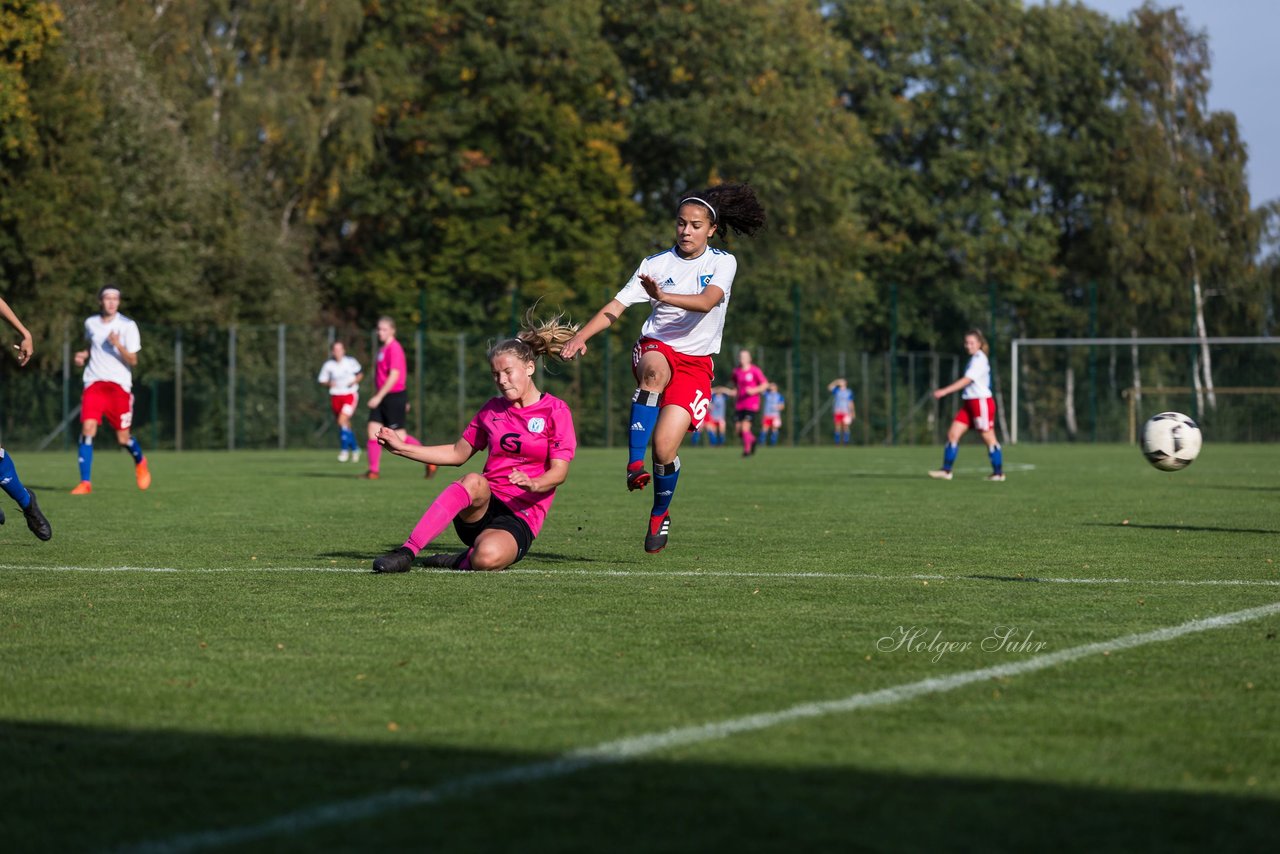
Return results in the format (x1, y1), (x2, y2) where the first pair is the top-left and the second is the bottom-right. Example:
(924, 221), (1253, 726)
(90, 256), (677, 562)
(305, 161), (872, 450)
(1, 441), (1278, 852)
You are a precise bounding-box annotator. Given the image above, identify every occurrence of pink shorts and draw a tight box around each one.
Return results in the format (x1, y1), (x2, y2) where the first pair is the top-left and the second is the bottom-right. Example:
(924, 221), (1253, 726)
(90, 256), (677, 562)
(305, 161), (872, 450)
(954, 397), (996, 432)
(329, 393), (357, 418)
(632, 337), (714, 430)
(82, 381), (134, 431)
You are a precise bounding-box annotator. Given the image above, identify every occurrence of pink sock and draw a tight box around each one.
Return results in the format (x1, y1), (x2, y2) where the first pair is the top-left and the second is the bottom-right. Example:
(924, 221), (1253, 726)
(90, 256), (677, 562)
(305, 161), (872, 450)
(743, 431), (755, 453)
(403, 482), (472, 554)
(367, 438), (382, 473)
(404, 434), (422, 447)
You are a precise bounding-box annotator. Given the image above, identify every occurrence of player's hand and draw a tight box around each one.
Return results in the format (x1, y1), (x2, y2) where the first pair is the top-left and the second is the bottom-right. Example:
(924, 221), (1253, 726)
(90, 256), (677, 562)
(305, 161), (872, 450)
(932, 389), (946, 400)
(639, 273), (663, 302)
(107, 331), (122, 351)
(74, 350), (88, 367)
(13, 335), (33, 366)
(367, 395), (381, 409)
(561, 336), (587, 360)
(375, 426), (403, 452)
(508, 469), (538, 491)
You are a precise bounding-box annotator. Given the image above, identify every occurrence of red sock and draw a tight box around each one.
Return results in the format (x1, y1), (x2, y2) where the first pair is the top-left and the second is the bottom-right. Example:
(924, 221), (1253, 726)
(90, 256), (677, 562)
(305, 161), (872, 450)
(366, 438), (382, 473)
(403, 482), (471, 554)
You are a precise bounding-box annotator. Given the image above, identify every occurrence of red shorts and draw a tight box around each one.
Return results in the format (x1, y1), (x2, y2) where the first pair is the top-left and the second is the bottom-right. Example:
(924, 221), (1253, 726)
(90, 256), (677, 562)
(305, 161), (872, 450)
(329, 393), (358, 418)
(762, 415), (781, 430)
(82, 381), (135, 431)
(954, 397), (997, 432)
(833, 412), (852, 427)
(632, 337), (715, 430)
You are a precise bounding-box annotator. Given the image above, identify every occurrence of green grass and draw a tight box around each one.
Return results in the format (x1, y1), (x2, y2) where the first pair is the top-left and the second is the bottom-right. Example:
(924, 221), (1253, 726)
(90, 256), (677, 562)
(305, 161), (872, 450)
(1, 442), (1278, 851)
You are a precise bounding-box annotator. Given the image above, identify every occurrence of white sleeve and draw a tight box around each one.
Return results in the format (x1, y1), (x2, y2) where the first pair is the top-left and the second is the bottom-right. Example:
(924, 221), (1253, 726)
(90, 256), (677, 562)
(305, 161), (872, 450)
(710, 253), (737, 300)
(124, 321), (142, 354)
(613, 262), (652, 307)
(351, 359), (362, 375)
(964, 353), (987, 383)
(318, 362), (332, 383)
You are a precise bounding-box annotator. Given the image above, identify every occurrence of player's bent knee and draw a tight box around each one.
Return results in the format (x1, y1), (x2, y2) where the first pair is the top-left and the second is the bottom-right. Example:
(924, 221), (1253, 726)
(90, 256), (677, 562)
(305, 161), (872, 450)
(458, 472), (491, 502)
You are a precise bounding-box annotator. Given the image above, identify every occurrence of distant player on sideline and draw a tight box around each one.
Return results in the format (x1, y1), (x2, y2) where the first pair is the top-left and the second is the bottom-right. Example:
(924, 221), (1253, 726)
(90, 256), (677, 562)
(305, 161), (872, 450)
(929, 329), (1004, 481)
(761, 382), (785, 445)
(0, 294), (52, 539)
(371, 314), (579, 573)
(731, 349), (768, 456)
(362, 316), (431, 479)
(71, 286), (151, 494)
(828, 378), (856, 445)
(693, 385), (730, 446)
(317, 341), (363, 462)
(562, 184), (766, 553)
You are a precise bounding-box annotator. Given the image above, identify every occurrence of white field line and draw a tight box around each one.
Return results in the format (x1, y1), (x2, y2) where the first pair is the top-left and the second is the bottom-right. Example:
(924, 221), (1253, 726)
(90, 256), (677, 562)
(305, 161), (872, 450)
(5, 563), (1279, 587)
(115, 599), (1280, 854)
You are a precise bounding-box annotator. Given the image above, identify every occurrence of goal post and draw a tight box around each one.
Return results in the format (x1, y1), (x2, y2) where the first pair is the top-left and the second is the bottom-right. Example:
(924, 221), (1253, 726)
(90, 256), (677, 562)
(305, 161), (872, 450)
(1010, 336), (1280, 444)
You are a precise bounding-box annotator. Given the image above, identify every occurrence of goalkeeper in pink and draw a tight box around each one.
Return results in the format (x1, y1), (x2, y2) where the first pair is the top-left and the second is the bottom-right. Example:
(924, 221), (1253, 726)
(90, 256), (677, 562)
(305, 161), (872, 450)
(371, 315), (579, 573)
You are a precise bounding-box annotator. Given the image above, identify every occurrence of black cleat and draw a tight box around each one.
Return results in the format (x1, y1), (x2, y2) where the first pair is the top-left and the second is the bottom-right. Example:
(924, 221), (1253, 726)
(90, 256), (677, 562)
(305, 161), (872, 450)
(626, 463), (651, 492)
(644, 512), (670, 554)
(22, 490), (51, 541)
(420, 552), (465, 569)
(372, 546), (414, 573)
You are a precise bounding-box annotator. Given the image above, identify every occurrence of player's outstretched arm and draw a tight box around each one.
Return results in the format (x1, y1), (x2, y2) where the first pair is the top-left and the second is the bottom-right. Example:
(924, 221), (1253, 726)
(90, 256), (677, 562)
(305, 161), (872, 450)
(933, 376), (972, 399)
(378, 428), (474, 466)
(562, 299), (627, 360)
(0, 296), (34, 366)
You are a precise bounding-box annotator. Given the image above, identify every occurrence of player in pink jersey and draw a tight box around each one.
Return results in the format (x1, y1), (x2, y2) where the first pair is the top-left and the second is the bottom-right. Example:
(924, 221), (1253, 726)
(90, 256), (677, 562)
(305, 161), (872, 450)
(362, 316), (430, 479)
(730, 348), (769, 456)
(371, 314), (580, 573)
(563, 183), (766, 554)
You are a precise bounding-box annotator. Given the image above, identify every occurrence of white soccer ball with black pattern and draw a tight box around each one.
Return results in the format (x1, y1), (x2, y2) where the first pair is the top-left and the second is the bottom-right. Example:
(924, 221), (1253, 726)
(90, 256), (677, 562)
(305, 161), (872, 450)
(1140, 411), (1202, 471)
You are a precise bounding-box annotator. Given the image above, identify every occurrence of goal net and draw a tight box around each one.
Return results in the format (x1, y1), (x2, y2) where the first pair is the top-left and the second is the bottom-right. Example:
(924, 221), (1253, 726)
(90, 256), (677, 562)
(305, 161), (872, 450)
(1009, 337), (1280, 443)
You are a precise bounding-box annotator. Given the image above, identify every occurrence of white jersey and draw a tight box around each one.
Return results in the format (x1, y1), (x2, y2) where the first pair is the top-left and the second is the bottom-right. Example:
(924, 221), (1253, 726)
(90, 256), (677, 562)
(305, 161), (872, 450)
(82, 313), (141, 392)
(318, 356), (363, 396)
(614, 246), (737, 356)
(962, 350), (993, 400)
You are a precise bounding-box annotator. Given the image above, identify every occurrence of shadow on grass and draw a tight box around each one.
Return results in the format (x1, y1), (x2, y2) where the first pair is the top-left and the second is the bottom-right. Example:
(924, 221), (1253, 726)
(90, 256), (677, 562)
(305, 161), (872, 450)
(319, 549), (598, 567)
(3, 720), (1275, 852)
(1084, 522), (1279, 535)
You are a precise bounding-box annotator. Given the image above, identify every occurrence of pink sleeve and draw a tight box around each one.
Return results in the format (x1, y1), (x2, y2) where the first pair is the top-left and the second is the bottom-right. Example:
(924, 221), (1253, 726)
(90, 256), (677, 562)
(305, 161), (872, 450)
(390, 341), (407, 376)
(548, 402), (577, 461)
(460, 404), (489, 450)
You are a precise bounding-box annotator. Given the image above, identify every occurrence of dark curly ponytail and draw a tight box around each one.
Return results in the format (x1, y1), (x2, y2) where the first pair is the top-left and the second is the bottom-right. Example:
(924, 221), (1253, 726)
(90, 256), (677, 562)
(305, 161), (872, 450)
(677, 183), (767, 239)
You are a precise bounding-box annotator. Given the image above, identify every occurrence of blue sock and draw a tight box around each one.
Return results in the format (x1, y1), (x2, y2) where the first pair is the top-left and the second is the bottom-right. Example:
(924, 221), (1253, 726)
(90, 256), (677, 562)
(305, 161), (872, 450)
(339, 427), (352, 450)
(78, 435), (94, 482)
(629, 390), (660, 468)
(989, 443), (1003, 475)
(943, 442), (958, 471)
(691, 431), (701, 446)
(651, 457), (680, 518)
(0, 449), (32, 509)
(125, 437), (144, 464)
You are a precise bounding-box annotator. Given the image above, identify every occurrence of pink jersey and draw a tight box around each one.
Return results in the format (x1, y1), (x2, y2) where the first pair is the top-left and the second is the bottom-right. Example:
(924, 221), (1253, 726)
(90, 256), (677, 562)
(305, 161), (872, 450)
(376, 337), (407, 392)
(461, 393), (576, 537)
(732, 365), (767, 412)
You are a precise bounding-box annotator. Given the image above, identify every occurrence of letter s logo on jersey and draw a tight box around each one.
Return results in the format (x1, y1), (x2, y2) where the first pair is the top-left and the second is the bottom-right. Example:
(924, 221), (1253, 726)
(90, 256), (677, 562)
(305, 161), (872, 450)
(499, 432), (523, 454)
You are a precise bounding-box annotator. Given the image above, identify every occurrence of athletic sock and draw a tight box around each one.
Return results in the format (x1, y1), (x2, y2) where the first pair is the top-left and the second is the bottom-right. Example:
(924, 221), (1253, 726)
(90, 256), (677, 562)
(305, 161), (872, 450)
(339, 428), (352, 451)
(651, 457), (681, 518)
(0, 449), (32, 510)
(691, 431), (701, 446)
(742, 429), (755, 455)
(942, 442), (958, 471)
(366, 438), (382, 472)
(629, 390), (660, 467)
(404, 434), (423, 447)
(403, 482), (472, 554)
(989, 443), (1003, 475)
(78, 435), (94, 482)
(125, 437), (144, 464)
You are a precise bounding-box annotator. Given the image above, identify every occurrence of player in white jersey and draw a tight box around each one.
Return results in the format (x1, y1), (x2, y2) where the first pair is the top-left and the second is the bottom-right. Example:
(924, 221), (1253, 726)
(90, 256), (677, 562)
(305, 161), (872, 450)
(929, 329), (1004, 481)
(317, 341), (364, 462)
(71, 286), (151, 494)
(563, 183), (765, 553)
(0, 293), (52, 540)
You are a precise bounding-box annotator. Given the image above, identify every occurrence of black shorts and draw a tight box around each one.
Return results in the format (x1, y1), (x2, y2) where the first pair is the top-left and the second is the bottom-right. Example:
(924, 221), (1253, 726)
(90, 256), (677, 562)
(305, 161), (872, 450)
(735, 409), (757, 424)
(370, 390), (408, 430)
(453, 495), (535, 565)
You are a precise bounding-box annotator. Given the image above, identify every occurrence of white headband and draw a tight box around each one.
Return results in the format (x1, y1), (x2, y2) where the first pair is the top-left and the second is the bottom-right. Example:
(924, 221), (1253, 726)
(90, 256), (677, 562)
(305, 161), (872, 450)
(678, 196), (717, 222)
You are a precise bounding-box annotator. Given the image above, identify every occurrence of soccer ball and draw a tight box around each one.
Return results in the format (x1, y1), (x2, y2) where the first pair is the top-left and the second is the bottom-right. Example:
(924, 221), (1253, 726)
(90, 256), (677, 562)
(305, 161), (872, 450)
(1140, 412), (1202, 471)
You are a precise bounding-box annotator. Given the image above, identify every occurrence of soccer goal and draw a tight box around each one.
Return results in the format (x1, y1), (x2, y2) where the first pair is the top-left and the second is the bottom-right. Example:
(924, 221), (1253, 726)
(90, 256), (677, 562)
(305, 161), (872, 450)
(1009, 336), (1280, 444)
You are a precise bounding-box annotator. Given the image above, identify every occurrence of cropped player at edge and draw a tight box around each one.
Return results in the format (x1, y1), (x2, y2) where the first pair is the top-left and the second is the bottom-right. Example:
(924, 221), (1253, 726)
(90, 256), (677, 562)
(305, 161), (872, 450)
(371, 314), (579, 573)
(71, 286), (151, 494)
(0, 293), (52, 540)
(562, 183), (766, 554)
(929, 329), (1004, 482)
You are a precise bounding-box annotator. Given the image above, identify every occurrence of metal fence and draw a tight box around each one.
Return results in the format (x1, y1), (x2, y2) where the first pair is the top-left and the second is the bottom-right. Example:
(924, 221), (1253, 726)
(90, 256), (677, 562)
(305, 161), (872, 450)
(2, 323), (1277, 450)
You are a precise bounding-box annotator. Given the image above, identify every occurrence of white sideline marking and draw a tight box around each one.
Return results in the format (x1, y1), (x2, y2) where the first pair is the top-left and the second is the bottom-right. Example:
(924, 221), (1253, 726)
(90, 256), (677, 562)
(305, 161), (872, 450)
(4, 563), (1279, 587)
(117, 600), (1280, 854)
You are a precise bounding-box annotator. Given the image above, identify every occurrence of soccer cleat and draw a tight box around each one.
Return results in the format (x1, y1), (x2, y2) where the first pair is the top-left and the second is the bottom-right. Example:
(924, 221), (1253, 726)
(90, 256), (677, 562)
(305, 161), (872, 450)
(338, 450), (350, 462)
(420, 552), (465, 569)
(360, 470), (380, 480)
(424, 464), (438, 479)
(70, 481), (93, 495)
(135, 460), (152, 491)
(626, 461), (651, 492)
(351, 449), (361, 463)
(986, 473), (1006, 482)
(644, 512), (670, 554)
(927, 469), (953, 480)
(372, 546), (414, 573)
(22, 489), (51, 541)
